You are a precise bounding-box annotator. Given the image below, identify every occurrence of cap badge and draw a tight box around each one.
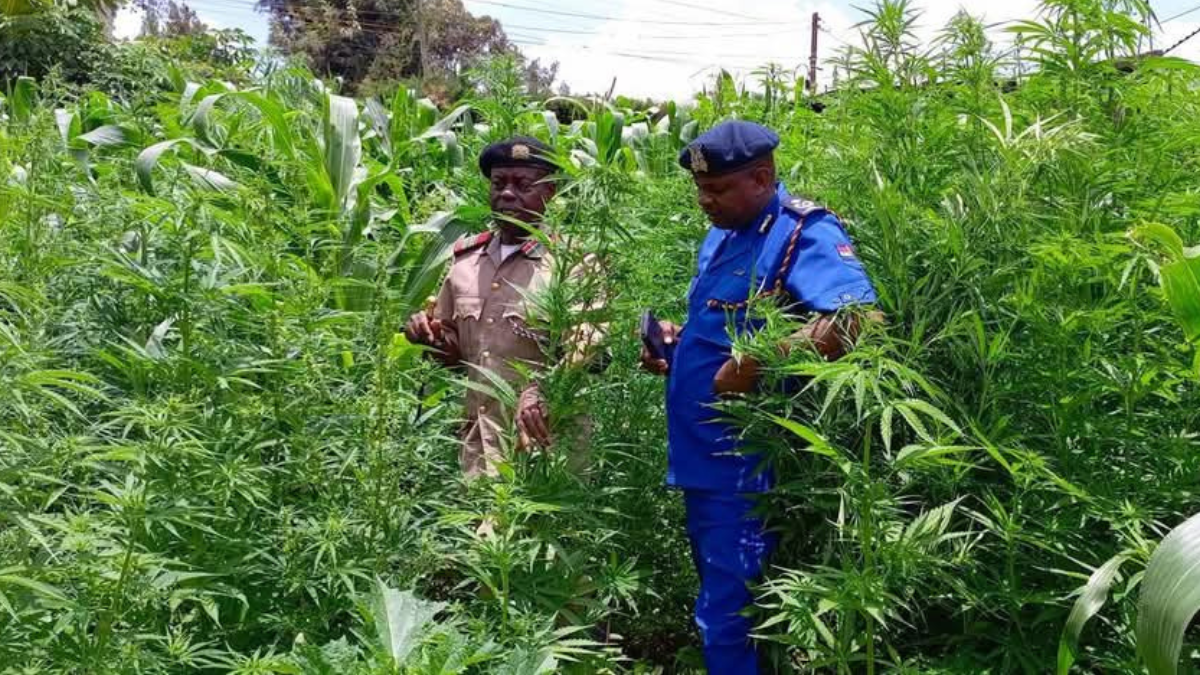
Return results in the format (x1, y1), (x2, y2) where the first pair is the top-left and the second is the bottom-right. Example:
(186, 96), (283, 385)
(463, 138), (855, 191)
(511, 144), (531, 160)
(689, 145), (708, 173)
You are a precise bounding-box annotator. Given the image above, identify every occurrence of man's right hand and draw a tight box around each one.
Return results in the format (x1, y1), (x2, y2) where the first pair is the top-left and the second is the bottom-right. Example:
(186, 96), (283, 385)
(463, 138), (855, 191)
(405, 311), (443, 347)
(640, 321), (680, 376)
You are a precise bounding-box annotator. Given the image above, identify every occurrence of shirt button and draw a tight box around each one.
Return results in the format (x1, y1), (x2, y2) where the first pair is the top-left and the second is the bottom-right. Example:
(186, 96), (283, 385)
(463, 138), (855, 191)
(490, 281), (501, 291)
(486, 317), (495, 324)
(481, 350), (490, 359)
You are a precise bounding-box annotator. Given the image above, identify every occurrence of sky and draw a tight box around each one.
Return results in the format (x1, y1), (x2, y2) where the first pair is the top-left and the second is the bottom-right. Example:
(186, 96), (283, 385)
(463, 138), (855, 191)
(112, 0), (1200, 99)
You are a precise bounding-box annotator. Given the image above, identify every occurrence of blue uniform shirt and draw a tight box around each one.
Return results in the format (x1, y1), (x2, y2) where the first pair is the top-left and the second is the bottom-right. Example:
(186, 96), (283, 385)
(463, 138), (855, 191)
(665, 184), (877, 493)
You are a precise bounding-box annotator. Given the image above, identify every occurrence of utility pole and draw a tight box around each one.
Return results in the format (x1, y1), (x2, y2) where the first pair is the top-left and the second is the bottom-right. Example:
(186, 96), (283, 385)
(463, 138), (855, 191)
(1148, 11), (1155, 53)
(1015, 33), (1024, 79)
(808, 12), (820, 96)
(416, 0), (430, 81)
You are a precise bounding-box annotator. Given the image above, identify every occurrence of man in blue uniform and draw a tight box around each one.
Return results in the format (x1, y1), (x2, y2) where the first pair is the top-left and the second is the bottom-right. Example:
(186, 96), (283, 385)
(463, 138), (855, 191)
(641, 121), (877, 673)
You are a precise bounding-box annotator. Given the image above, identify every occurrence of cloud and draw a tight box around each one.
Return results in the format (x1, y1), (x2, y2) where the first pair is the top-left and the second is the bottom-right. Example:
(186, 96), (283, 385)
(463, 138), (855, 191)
(508, 0), (1044, 98)
(504, 0), (1200, 99)
(510, 0), (858, 99)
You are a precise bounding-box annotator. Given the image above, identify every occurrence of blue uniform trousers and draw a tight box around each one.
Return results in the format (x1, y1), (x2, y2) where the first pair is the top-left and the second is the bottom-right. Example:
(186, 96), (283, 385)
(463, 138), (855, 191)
(684, 490), (777, 675)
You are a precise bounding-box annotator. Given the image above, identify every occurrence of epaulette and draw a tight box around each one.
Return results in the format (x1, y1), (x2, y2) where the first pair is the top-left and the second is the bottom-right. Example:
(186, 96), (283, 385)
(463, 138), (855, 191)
(453, 231), (493, 256)
(519, 238), (542, 257)
(781, 196), (829, 219)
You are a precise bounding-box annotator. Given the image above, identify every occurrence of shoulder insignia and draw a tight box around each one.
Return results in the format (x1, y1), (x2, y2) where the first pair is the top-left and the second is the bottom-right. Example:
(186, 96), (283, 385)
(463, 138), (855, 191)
(782, 196), (829, 219)
(453, 231), (493, 256)
(519, 238), (543, 257)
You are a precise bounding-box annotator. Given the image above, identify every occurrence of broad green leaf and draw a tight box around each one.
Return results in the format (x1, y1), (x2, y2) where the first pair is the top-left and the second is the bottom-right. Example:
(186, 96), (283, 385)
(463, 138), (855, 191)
(189, 94), (227, 145)
(1132, 223), (1186, 259)
(363, 96), (392, 156)
(182, 162), (238, 192)
(681, 119), (698, 143)
(417, 104), (471, 139)
(1159, 255), (1200, 341)
(136, 139), (196, 194)
(0, 0), (43, 14)
(625, 121), (650, 144)
(240, 91), (296, 158)
(542, 110), (559, 141)
(323, 94), (362, 213)
(10, 76), (36, 123)
(1058, 554), (1128, 675)
(54, 109), (77, 145)
(370, 579), (445, 665)
(1138, 512), (1200, 675)
(76, 125), (128, 147)
(180, 82), (202, 110)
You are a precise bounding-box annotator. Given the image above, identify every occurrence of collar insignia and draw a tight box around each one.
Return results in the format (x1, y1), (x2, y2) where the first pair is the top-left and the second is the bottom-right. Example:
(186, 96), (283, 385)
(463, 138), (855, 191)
(689, 145), (708, 173)
(511, 144), (531, 160)
(758, 213), (775, 235)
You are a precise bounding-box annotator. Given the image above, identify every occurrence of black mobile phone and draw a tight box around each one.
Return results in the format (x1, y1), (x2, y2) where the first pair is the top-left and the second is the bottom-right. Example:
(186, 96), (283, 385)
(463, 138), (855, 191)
(641, 309), (668, 361)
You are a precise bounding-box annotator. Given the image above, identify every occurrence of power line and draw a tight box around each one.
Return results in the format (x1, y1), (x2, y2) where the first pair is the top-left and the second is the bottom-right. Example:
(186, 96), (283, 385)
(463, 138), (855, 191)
(1161, 3), (1200, 23)
(191, 0), (826, 65)
(232, 0), (815, 44)
(222, 11), (777, 68)
(462, 0), (804, 27)
(260, 11), (781, 60)
(643, 0), (769, 22)
(506, 37), (798, 64)
(506, 39), (759, 68)
(500, 22), (800, 39)
(230, 0), (799, 37)
(1164, 23), (1200, 52)
(819, 24), (850, 47)
(197, 0), (780, 35)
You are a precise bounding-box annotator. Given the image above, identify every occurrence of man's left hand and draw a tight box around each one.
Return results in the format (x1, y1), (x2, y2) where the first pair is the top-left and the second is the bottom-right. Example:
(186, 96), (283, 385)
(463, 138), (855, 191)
(517, 384), (551, 448)
(713, 356), (760, 396)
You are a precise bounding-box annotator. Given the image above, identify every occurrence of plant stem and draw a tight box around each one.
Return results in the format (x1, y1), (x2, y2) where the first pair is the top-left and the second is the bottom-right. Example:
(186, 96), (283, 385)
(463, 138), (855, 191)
(862, 430), (876, 675)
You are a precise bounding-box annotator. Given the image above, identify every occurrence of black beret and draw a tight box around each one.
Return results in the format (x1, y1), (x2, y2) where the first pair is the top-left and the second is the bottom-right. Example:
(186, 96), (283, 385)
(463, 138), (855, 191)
(678, 120), (780, 175)
(478, 136), (556, 177)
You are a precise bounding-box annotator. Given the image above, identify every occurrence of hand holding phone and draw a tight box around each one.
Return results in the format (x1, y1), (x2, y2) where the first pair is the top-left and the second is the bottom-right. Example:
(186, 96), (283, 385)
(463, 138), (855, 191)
(640, 310), (678, 375)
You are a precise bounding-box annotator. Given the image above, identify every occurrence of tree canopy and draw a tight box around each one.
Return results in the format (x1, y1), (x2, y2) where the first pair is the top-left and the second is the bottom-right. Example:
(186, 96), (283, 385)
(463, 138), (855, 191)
(258, 0), (539, 96)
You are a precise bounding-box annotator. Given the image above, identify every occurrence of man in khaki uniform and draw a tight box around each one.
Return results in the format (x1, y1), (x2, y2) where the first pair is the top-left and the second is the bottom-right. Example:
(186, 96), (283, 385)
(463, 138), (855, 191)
(405, 136), (585, 477)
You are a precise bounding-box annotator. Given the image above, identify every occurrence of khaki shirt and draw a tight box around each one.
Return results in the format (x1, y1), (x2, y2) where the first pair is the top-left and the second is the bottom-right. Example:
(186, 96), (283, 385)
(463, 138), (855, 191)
(433, 231), (552, 477)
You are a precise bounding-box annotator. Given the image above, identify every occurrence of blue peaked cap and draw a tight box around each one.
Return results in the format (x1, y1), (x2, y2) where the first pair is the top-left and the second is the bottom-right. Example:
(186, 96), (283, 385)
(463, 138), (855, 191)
(678, 120), (780, 175)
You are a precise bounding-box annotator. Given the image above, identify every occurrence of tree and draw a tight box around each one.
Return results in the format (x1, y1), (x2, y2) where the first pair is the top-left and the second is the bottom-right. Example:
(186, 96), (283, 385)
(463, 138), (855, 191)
(258, 0), (529, 94)
(0, 6), (114, 86)
(0, 0), (122, 19)
(140, 0), (207, 38)
(523, 57), (558, 97)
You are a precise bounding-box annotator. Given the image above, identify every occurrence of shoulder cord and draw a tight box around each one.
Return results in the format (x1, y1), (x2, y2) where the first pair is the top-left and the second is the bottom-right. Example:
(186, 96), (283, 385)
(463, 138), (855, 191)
(508, 316), (549, 348)
(706, 216), (807, 312)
